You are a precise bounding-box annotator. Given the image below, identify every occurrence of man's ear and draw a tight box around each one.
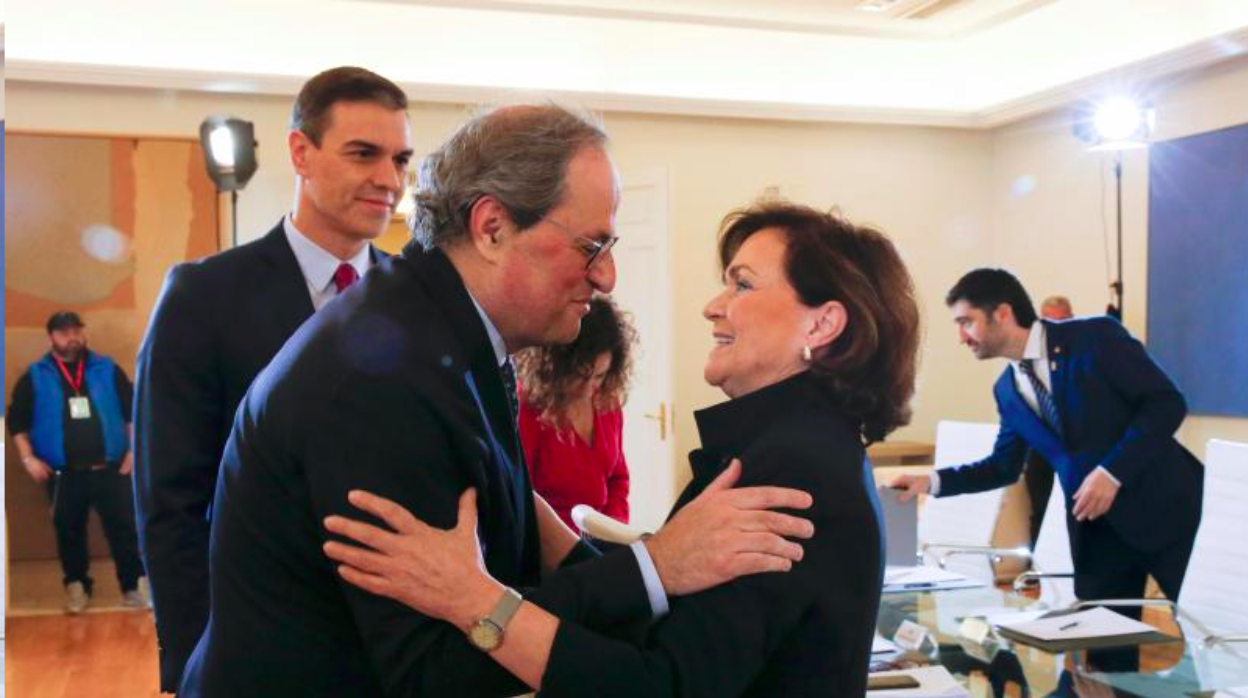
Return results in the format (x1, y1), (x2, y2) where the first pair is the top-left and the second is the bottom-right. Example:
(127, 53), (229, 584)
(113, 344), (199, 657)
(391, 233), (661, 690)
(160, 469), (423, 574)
(288, 130), (313, 177)
(993, 302), (1015, 326)
(466, 195), (510, 264)
(807, 300), (848, 353)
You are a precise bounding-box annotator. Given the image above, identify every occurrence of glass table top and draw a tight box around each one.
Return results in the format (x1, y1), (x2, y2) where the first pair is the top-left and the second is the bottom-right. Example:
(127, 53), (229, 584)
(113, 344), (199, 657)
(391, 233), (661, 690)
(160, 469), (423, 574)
(877, 585), (1248, 697)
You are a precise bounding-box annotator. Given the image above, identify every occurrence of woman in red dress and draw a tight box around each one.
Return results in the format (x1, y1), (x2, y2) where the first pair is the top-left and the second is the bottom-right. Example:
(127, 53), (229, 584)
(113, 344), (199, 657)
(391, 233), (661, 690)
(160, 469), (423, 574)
(515, 296), (637, 530)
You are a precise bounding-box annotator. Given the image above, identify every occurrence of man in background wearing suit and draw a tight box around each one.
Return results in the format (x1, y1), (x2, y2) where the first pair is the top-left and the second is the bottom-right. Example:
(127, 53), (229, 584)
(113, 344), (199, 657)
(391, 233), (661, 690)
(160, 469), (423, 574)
(133, 66), (413, 692)
(180, 104), (815, 697)
(893, 269), (1203, 613)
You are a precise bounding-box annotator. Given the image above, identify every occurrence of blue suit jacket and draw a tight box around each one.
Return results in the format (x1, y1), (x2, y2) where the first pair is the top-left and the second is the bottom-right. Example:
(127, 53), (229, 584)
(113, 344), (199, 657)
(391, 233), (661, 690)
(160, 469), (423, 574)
(938, 317), (1203, 554)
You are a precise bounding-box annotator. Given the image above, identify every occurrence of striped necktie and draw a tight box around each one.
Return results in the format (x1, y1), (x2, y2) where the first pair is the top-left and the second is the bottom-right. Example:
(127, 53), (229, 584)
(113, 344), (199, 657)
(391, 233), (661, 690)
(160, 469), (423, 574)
(1018, 359), (1063, 437)
(499, 359), (520, 425)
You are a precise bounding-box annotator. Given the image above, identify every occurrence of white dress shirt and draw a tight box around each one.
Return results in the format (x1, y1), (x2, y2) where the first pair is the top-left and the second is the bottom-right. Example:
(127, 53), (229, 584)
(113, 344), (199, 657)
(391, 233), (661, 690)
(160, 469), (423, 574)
(930, 321), (1118, 495)
(283, 215), (372, 311)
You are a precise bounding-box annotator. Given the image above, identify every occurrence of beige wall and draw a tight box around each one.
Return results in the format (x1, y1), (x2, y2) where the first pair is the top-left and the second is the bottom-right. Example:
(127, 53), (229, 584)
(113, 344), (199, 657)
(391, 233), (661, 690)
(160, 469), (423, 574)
(7, 57), (1246, 485)
(5, 81), (1000, 484)
(988, 55), (1248, 457)
(604, 114), (997, 472)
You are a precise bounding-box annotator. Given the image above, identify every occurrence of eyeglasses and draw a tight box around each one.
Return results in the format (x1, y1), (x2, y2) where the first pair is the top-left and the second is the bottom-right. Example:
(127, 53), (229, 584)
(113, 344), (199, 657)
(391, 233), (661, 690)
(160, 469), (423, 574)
(573, 235), (619, 271)
(545, 217), (619, 271)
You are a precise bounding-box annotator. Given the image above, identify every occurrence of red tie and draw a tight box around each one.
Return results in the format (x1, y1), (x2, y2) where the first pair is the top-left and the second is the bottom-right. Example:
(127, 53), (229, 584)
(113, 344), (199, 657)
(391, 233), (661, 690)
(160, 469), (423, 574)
(333, 263), (359, 294)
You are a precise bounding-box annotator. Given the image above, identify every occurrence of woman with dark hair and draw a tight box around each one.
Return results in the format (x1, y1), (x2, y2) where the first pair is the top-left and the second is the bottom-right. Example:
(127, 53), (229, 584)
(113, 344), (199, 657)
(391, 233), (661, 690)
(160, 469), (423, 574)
(323, 200), (922, 697)
(516, 296), (638, 529)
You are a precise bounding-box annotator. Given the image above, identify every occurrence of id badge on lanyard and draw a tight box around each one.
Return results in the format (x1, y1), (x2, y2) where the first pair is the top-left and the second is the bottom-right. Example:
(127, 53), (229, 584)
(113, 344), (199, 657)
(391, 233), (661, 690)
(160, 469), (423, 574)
(69, 396), (93, 420)
(55, 356), (92, 420)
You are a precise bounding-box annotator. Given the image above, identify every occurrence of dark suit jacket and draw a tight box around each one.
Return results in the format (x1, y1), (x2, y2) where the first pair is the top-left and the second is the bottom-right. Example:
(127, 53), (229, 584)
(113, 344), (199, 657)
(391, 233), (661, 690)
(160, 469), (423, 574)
(133, 222), (383, 690)
(543, 372), (884, 698)
(937, 317), (1203, 560)
(179, 245), (652, 697)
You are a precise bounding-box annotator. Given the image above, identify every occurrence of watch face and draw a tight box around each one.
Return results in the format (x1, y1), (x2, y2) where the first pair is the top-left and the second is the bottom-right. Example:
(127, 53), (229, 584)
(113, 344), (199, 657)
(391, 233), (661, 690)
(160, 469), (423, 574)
(469, 620), (502, 651)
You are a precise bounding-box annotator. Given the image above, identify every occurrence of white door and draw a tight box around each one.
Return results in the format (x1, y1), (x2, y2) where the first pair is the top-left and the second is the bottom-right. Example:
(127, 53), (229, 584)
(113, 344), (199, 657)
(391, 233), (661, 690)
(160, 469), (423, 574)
(611, 169), (676, 532)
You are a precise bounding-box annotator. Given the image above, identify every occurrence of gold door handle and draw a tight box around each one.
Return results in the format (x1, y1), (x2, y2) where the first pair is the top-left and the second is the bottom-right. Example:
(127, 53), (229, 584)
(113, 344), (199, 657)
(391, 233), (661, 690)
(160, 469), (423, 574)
(643, 402), (667, 441)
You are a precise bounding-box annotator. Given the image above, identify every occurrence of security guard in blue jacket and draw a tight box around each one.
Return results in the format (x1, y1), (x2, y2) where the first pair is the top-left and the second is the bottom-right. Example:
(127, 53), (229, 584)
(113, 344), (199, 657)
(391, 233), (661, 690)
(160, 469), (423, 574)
(8, 311), (147, 614)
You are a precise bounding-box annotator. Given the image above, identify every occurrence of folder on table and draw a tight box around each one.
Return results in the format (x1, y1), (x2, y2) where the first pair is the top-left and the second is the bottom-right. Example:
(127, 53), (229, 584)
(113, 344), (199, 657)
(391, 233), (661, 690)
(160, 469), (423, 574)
(994, 606), (1178, 652)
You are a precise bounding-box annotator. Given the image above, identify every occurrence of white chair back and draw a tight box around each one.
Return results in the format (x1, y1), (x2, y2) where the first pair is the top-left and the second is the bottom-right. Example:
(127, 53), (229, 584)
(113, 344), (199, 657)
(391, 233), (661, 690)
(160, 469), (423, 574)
(1031, 483), (1076, 607)
(1176, 439), (1248, 640)
(919, 421), (1007, 582)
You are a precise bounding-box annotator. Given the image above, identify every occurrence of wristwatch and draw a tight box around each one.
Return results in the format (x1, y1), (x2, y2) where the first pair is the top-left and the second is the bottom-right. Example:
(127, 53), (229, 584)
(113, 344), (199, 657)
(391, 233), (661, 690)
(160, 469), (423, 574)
(468, 587), (523, 652)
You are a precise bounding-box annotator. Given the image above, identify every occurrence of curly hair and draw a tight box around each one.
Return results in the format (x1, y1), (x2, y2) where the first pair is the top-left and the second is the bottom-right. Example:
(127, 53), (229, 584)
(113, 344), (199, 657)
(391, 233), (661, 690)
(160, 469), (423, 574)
(717, 200), (921, 444)
(515, 296), (638, 428)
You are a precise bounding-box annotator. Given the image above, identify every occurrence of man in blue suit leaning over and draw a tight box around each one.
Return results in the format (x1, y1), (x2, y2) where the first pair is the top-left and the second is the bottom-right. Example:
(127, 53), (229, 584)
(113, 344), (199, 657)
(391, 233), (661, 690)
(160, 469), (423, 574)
(893, 268), (1203, 610)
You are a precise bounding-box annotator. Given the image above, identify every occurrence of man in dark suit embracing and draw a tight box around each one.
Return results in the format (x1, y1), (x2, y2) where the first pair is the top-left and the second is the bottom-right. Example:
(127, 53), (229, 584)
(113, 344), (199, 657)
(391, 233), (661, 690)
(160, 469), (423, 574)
(133, 66), (413, 692)
(894, 268), (1203, 612)
(178, 104), (815, 697)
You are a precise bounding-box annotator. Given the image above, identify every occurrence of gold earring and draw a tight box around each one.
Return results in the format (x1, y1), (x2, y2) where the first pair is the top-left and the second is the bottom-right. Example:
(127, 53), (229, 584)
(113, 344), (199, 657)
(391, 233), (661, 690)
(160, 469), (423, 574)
(802, 345), (812, 362)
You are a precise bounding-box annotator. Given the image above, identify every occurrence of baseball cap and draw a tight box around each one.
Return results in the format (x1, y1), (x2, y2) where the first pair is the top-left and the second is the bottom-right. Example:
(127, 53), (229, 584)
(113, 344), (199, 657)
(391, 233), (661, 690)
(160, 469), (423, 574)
(46, 311), (86, 333)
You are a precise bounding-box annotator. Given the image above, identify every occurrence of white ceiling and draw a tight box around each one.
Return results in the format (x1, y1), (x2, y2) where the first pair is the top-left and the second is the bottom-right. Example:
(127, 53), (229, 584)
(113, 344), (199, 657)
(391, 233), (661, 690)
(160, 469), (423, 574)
(364, 0), (1055, 38)
(6, 0), (1248, 127)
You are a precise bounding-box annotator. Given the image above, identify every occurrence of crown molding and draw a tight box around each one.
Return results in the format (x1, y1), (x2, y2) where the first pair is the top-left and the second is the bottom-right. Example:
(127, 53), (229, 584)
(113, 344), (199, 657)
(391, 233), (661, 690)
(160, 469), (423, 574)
(974, 26), (1248, 128)
(9, 26), (1248, 131)
(5, 59), (979, 128)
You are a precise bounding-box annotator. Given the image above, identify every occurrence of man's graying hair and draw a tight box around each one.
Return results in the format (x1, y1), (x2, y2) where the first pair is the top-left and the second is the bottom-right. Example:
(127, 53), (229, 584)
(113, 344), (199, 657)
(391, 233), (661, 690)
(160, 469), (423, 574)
(409, 104), (608, 249)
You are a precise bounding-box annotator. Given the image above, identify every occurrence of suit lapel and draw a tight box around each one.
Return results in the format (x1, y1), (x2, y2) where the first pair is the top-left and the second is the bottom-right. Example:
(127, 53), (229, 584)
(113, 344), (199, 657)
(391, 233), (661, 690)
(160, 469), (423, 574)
(252, 224), (316, 341)
(1044, 320), (1069, 426)
(998, 366), (1063, 456)
(402, 246), (521, 465)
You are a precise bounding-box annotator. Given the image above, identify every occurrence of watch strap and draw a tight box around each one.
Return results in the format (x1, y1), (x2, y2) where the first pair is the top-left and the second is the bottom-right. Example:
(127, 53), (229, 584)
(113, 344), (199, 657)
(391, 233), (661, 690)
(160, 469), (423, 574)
(489, 587), (523, 630)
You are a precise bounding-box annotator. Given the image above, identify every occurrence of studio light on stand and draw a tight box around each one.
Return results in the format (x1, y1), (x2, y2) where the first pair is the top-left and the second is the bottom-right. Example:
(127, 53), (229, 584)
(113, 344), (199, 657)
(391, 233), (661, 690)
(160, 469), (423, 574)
(1073, 97), (1154, 320)
(199, 116), (258, 247)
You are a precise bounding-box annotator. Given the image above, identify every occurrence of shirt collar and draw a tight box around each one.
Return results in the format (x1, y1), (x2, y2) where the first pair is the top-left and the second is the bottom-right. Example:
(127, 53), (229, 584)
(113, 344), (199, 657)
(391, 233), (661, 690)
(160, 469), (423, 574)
(466, 293), (509, 368)
(1013, 321), (1047, 368)
(283, 214), (372, 293)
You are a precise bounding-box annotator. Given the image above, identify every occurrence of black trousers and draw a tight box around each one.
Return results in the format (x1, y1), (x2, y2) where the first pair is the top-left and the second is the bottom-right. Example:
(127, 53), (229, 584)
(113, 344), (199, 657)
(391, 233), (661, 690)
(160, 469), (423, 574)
(1070, 514), (1194, 604)
(1068, 515), (1197, 673)
(47, 467), (146, 593)
(1023, 449), (1055, 546)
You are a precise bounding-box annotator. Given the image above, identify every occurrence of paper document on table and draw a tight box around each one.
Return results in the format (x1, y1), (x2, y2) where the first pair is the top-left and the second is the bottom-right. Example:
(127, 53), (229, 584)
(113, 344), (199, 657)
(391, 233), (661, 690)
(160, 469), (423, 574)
(867, 666), (970, 697)
(883, 565), (984, 593)
(1214, 687), (1248, 698)
(996, 607), (1155, 641)
(873, 633), (901, 654)
(980, 609), (1047, 627)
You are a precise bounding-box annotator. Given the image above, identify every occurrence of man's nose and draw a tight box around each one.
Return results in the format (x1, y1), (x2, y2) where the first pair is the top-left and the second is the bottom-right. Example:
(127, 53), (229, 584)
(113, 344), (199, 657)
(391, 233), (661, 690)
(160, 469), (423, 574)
(588, 252), (616, 293)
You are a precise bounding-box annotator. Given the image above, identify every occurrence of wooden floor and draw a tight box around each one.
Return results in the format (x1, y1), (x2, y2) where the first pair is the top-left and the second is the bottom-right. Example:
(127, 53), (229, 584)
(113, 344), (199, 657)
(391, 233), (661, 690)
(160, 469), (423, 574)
(6, 557), (166, 698)
(5, 612), (165, 698)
